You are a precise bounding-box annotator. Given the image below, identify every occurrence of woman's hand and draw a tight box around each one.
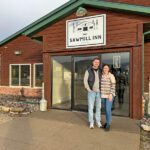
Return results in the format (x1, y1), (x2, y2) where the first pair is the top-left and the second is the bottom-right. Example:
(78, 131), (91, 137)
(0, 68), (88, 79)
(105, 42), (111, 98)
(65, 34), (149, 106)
(108, 94), (113, 101)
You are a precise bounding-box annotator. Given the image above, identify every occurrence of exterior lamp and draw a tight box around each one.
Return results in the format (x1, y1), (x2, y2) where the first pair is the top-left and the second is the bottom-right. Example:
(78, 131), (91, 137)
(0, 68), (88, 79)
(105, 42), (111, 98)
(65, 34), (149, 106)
(14, 50), (22, 55)
(76, 7), (87, 17)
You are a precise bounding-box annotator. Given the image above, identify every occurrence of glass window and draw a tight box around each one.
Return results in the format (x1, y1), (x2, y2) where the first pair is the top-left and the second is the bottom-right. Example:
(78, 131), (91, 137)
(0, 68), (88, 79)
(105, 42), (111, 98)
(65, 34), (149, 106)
(21, 65), (30, 86)
(34, 64), (43, 87)
(11, 65), (19, 86)
(10, 64), (31, 86)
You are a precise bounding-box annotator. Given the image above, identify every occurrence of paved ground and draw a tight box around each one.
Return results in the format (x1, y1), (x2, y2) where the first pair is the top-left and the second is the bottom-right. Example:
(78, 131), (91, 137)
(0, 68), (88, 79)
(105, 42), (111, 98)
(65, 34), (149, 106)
(0, 110), (140, 150)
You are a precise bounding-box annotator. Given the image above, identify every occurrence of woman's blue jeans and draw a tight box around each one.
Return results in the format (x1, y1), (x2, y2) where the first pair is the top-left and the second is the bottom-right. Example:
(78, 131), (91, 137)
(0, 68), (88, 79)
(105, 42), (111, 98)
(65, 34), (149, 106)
(102, 97), (114, 125)
(88, 92), (101, 124)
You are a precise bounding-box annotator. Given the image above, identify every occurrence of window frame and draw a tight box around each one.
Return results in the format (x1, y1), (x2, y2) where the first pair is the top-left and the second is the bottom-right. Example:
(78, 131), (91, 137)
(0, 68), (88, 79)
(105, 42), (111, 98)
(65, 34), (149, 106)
(33, 63), (43, 88)
(9, 64), (31, 87)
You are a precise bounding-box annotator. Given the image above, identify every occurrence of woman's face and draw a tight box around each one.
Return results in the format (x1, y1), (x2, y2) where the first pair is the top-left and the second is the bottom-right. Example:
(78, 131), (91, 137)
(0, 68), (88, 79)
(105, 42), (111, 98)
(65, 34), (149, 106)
(103, 65), (110, 74)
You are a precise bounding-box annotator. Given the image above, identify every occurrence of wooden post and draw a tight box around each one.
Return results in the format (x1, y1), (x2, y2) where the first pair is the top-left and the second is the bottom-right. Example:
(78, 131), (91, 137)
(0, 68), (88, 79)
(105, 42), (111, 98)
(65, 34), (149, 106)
(148, 76), (150, 115)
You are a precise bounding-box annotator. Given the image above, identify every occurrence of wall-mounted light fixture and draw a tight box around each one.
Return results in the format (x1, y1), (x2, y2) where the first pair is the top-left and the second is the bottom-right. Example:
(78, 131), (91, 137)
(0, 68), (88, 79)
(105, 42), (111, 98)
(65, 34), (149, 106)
(4, 46), (8, 49)
(14, 50), (22, 55)
(76, 7), (87, 17)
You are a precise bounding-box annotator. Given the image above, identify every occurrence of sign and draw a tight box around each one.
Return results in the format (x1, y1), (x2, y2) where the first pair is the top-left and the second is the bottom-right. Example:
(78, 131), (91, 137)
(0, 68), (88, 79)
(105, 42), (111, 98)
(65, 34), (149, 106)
(113, 56), (121, 68)
(66, 14), (106, 48)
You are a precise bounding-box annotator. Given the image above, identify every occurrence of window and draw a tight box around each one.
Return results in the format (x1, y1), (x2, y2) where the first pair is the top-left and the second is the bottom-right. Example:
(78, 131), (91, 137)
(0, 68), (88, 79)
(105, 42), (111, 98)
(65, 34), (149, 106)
(10, 64), (31, 86)
(34, 63), (43, 87)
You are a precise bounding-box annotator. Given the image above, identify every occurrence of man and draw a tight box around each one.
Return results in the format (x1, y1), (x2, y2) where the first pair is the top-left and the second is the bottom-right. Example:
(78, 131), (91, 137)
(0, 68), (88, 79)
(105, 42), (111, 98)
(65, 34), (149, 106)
(84, 57), (102, 129)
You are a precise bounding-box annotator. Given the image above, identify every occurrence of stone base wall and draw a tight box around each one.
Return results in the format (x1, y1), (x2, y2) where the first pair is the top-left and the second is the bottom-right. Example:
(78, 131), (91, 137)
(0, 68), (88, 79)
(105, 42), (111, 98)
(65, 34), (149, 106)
(0, 87), (42, 116)
(0, 95), (41, 116)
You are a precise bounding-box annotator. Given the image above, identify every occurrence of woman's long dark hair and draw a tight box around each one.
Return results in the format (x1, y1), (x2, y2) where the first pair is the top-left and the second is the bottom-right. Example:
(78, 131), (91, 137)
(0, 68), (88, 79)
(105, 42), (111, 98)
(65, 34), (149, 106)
(102, 64), (110, 72)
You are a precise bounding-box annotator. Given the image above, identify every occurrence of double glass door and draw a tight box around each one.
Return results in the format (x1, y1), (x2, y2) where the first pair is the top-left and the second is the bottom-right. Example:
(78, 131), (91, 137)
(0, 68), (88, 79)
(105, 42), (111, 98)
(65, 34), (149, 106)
(52, 52), (130, 117)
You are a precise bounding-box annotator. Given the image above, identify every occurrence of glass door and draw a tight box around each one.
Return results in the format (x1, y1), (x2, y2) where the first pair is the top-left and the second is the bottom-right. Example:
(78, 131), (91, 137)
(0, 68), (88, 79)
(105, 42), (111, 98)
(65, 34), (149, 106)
(52, 56), (72, 109)
(101, 52), (130, 116)
(51, 52), (130, 117)
(73, 55), (99, 111)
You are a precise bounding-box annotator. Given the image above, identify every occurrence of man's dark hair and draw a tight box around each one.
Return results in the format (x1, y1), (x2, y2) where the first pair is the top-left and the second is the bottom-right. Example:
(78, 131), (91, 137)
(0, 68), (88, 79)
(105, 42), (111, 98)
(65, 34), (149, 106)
(92, 57), (100, 62)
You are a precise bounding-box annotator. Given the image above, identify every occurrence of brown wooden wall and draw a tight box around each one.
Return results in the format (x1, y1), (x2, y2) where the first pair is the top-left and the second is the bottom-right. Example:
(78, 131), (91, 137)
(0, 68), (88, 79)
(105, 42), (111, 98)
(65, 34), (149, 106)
(0, 36), (43, 86)
(132, 46), (142, 119)
(144, 42), (150, 92)
(34, 7), (150, 52)
(107, 0), (150, 6)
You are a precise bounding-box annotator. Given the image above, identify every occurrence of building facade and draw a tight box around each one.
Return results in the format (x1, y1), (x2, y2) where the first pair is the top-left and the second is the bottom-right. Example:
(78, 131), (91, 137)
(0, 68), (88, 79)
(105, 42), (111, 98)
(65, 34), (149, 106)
(0, 0), (150, 119)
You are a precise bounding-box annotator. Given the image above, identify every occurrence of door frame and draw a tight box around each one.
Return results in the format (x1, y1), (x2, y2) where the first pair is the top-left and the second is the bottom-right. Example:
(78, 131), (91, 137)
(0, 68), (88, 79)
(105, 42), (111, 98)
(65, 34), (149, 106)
(49, 47), (133, 117)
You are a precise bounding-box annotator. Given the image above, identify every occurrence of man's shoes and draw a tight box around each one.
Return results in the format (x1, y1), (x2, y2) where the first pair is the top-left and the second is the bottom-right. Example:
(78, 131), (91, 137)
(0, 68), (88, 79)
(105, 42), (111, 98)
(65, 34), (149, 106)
(96, 122), (102, 128)
(90, 123), (94, 129)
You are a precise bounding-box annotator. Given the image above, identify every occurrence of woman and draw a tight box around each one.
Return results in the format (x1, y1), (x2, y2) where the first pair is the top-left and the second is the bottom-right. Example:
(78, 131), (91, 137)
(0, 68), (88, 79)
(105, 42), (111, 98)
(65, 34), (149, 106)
(101, 64), (116, 131)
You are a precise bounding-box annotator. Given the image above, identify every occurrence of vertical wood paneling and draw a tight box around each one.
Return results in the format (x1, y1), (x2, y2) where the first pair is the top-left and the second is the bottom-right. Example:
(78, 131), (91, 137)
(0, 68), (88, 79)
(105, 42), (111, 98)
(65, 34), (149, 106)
(43, 53), (51, 108)
(132, 46), (142, 119)
(33, 7), (150, 53)
(144, 42), (150, 92)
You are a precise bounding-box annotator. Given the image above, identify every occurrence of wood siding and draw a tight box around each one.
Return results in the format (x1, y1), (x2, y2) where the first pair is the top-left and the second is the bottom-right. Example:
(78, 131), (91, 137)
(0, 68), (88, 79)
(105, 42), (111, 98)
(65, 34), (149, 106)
(144, 42), (150, 92)
(107, 0), (150, 6)
(34, 7), (150, 52)
(0, 36), (43, 86)
(132, 46), (142, 119)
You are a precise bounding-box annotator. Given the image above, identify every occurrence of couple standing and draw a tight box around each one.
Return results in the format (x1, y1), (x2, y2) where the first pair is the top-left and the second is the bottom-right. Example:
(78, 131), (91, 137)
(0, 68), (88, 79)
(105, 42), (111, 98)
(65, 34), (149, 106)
(84, 57), (116, 131)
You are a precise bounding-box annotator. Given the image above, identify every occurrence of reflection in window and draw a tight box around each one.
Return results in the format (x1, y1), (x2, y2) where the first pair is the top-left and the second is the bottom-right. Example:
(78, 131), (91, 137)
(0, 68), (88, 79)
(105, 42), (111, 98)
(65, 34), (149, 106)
(52, 56), (71, 109)
(10, 64), (30, 86)
(11, 65), (19, 86)
(21, 65), (30, 86)
(34, 64), (43, 87)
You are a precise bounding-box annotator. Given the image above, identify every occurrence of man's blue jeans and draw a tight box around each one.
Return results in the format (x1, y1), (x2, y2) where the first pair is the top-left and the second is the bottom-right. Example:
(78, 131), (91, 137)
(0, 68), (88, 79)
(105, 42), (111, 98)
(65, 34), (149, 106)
(88, 92), (101, 124)
(102, 97), (114, 125)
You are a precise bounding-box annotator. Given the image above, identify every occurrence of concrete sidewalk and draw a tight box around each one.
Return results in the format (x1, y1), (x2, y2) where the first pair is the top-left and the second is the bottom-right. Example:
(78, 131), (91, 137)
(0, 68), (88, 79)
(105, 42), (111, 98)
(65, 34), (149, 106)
(0, 110), (140, 150)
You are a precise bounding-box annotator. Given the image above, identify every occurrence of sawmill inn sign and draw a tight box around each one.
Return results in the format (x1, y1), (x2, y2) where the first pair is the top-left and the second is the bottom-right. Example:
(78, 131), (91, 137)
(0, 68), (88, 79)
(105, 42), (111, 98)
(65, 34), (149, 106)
(66, 14), (106, 48)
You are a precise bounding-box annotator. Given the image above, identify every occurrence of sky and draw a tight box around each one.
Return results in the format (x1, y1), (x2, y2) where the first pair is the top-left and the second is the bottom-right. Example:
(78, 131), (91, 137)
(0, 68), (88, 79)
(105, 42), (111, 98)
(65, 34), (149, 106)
(0, 0), (69, 42)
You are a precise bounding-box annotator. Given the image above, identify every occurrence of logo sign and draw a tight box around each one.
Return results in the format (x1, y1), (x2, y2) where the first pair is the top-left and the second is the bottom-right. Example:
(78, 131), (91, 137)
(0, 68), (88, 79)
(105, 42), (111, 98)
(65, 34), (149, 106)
(66, 14), (106, 48)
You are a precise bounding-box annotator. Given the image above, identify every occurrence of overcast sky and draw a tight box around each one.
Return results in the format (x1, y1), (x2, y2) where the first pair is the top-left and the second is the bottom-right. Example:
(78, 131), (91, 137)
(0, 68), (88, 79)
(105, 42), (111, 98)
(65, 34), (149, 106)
(0, 0), (69, 41)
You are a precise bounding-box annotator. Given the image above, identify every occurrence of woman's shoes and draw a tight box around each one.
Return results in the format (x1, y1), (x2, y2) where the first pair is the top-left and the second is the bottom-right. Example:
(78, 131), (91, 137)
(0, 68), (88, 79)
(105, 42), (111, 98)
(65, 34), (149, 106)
(105, 124), (110, 131)
(103, 123), (110, 131)
(102, 123), (107, 128)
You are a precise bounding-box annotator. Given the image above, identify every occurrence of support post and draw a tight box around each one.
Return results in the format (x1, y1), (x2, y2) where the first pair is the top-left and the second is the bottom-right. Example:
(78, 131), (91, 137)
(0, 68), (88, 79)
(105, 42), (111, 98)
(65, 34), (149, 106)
(148, 76), (150, 115)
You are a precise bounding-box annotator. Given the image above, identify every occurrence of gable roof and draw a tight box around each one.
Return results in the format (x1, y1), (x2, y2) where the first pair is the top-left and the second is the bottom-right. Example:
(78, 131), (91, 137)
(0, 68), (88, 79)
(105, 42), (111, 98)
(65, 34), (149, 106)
(0, 0), (150, 46)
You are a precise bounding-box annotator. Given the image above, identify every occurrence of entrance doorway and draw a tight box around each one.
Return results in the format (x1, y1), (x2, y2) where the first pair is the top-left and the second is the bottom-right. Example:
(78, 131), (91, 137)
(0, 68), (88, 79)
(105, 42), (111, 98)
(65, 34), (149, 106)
(52, 56), (71, 109)
(52, 52), (130, 117)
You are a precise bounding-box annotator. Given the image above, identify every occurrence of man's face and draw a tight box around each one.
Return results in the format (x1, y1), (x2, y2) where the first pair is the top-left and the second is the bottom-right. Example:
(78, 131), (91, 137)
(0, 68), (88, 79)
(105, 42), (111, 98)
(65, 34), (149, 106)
(92, 59), (100, 68)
